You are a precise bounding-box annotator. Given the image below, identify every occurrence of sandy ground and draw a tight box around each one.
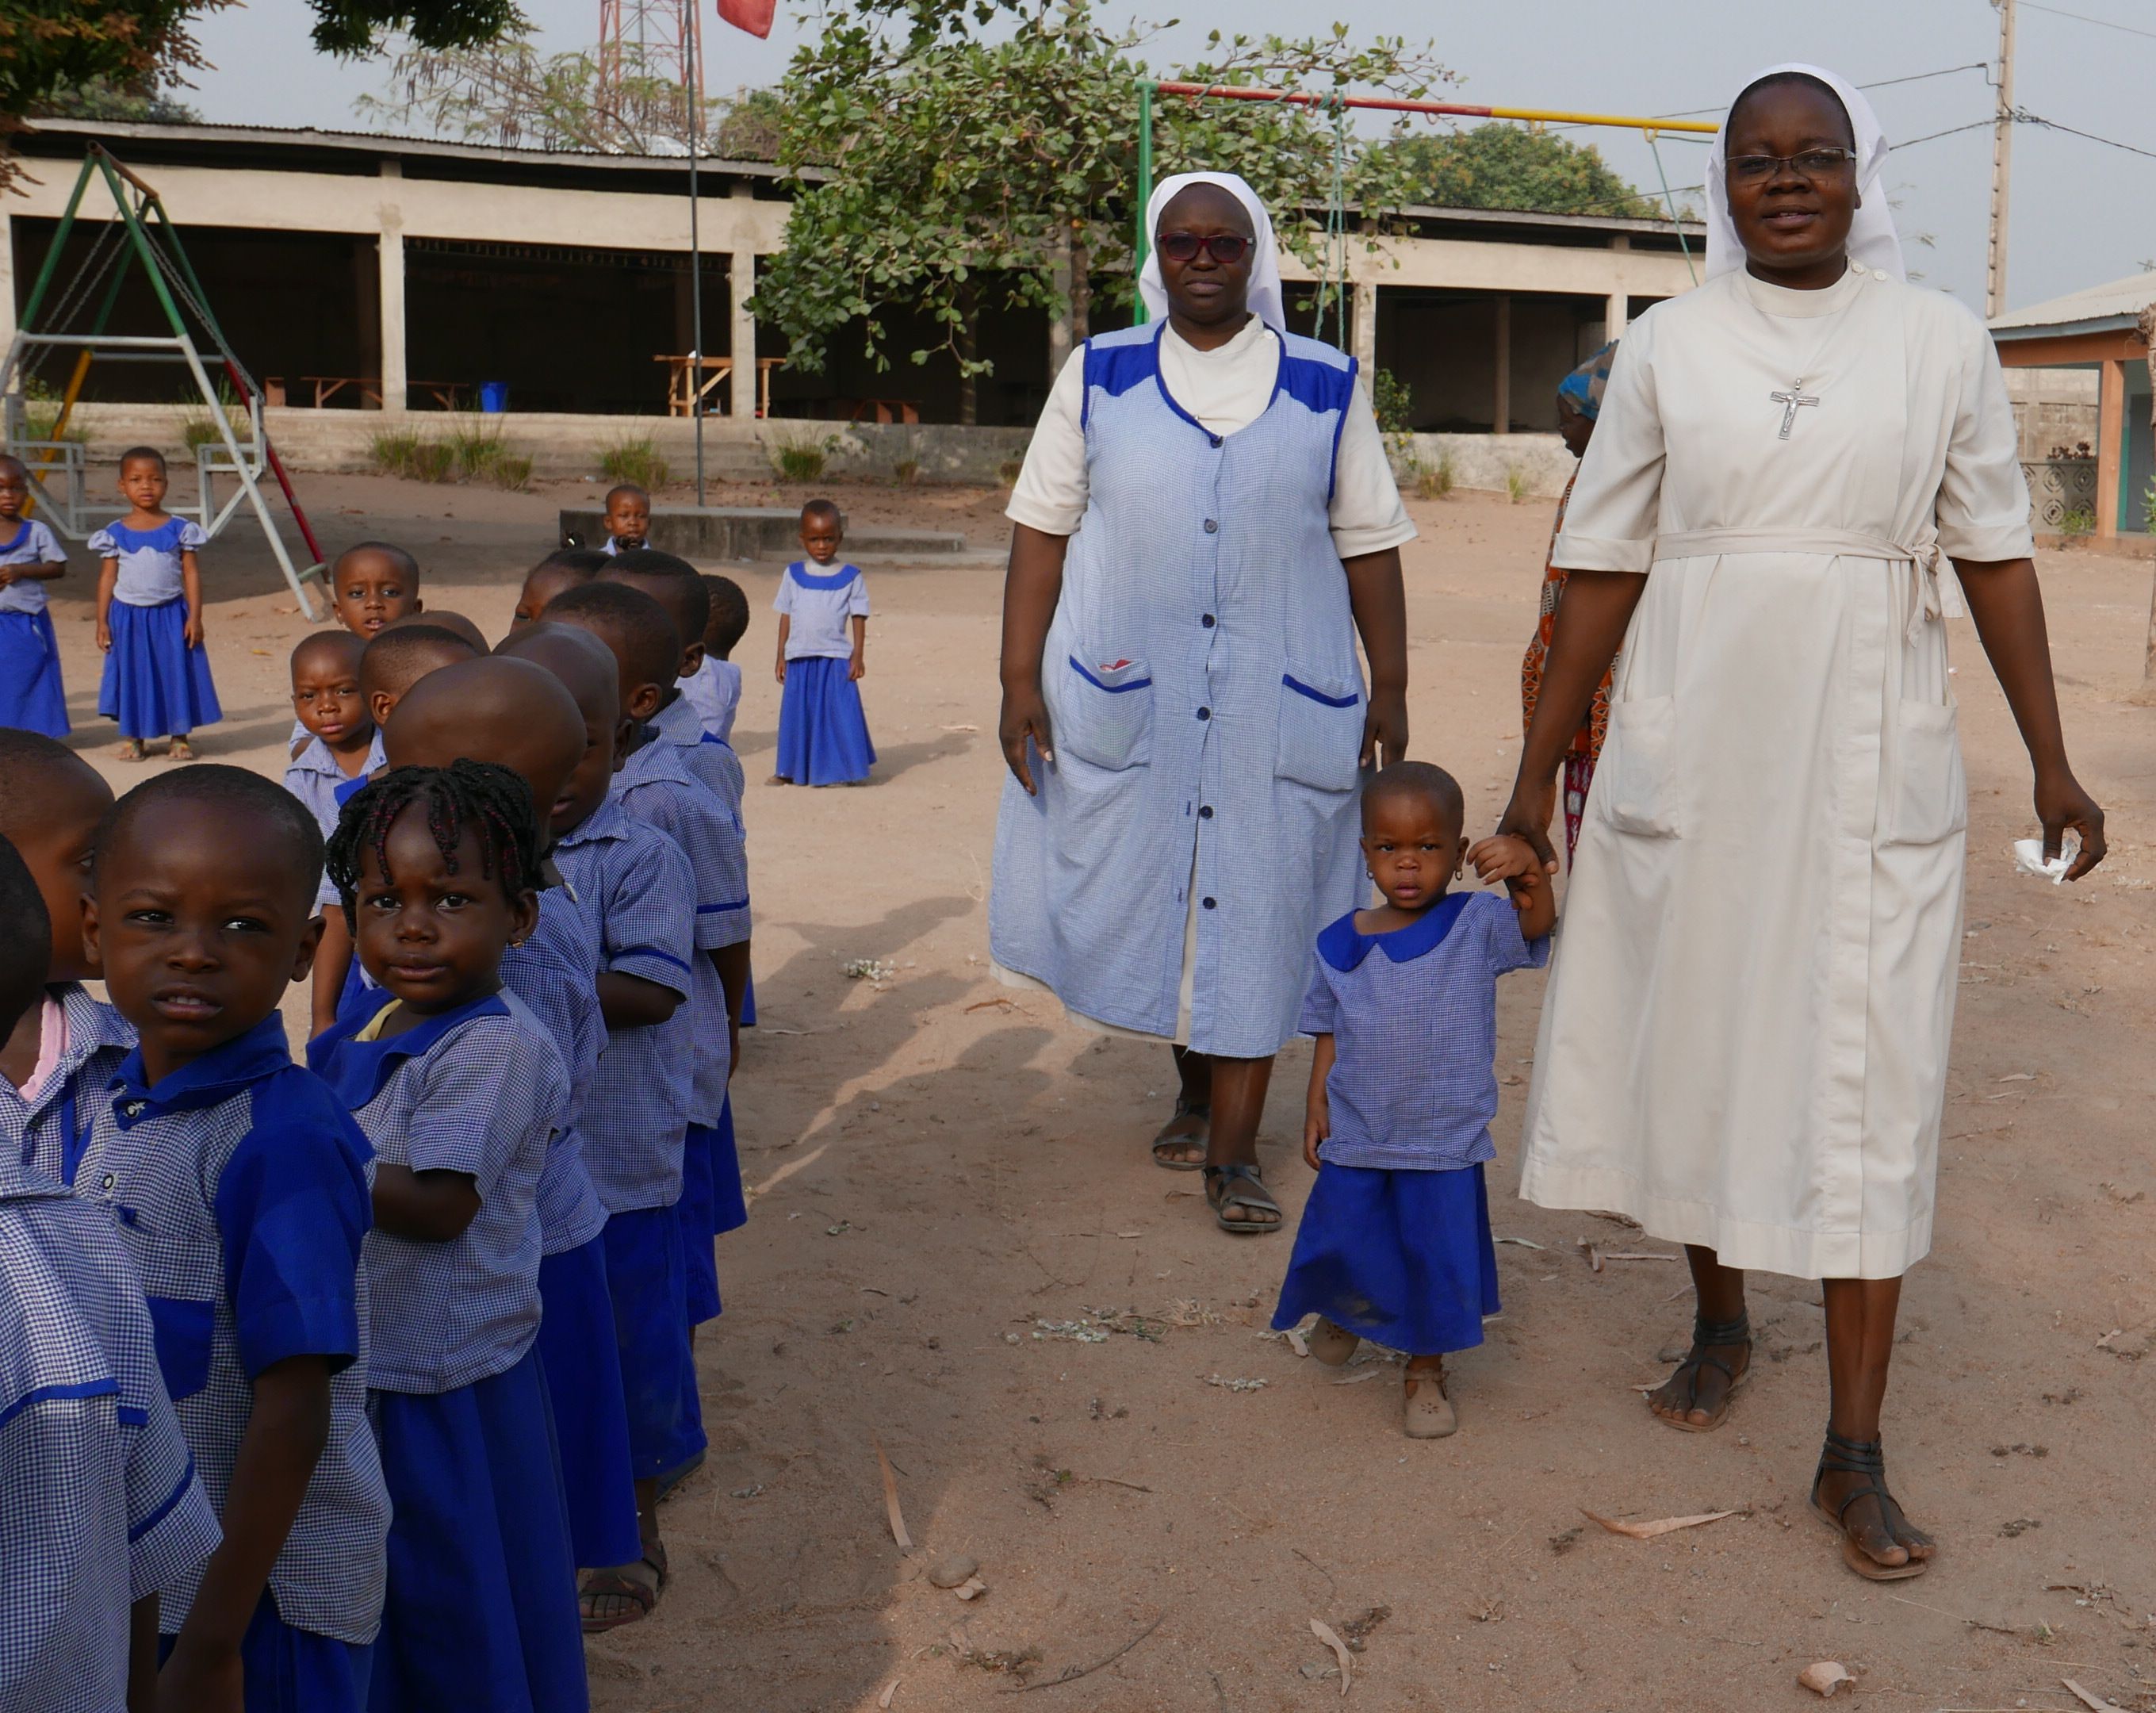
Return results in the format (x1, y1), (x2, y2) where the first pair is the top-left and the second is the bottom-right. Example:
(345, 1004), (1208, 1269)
(36, 466), (2156, 1712)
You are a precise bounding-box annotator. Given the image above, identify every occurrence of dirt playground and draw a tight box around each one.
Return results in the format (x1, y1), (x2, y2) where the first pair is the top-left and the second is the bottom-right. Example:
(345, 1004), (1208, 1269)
(36, 466), (2156, 1712)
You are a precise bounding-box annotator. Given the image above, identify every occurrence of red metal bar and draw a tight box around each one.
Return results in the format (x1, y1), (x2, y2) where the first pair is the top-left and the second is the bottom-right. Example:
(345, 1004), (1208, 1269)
(220, 357), (327, 567)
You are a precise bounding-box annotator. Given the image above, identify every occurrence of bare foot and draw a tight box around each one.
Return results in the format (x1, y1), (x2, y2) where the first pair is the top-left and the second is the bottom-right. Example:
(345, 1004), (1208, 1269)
(114, 738), (145, 762)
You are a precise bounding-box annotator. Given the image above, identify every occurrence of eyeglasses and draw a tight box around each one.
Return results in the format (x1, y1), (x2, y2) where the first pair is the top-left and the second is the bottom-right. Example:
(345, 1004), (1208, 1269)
(1725, 148), (1856, 183)
(1156, 231), (1250, 265)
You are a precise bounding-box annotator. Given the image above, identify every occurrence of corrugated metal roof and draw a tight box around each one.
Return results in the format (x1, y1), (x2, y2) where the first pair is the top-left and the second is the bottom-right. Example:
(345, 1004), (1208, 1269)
(1989, 269), (2156, 335)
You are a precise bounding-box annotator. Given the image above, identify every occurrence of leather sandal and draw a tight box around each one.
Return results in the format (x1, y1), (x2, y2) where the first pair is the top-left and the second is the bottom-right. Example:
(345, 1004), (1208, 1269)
(1150, 1098), (1209, 1170)
(1650, 1312), (1752, 1433)
(1202, 1163), (1281, 1233)
(1812, 1428), (1930, 1581)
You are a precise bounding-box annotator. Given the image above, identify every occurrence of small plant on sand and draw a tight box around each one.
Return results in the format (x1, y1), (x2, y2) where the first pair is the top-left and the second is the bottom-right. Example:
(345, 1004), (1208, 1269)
(17, 377), (89, 445)
(2059, 504), (2096, 539)
(768, 425), (839, 483)
(1503, 461), (1533, 505)
(997, 457), (1024, 487)
(1416, 448), (1455, 501)
(600, 435), (669, 491)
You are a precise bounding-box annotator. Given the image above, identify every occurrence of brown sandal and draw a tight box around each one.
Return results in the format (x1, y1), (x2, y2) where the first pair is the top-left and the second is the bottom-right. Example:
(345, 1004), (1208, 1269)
(1650, 1313), (1752, 1433)
(1811, 1428), (1931, 1581)
(1150, 1098), (1209, 1170)
(580, 1542), (668, 1632)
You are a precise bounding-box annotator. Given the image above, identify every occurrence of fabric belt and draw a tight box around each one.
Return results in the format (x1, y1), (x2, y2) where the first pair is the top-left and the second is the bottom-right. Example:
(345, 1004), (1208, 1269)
(1654, 527), (1956, 645)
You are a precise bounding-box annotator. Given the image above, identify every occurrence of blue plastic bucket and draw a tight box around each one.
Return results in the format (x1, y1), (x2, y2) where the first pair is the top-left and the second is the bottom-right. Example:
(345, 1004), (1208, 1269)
(479, 381), (510, 413)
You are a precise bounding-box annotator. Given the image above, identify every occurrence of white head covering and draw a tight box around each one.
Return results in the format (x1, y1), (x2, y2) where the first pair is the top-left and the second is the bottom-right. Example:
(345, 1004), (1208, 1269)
(1138, 171), (1289, 332)
(1705, 63), (1905, 282)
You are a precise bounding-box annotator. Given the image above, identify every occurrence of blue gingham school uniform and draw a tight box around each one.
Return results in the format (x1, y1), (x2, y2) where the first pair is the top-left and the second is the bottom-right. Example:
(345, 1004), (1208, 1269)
(553, 799), (704, 1481)
(649, 696), (753, 1238)
(502, 887), (641, 1571)
(91, 518), (221, 741)
(679, 655), (742, 744)
(659, 680), (761, 1033)
(990, 324), (1370, 1058)
(0, 1144), (221, 1713)
(308, 991), (586, 1713)
(0, 517), (69, 734)
(5, 983), (135, 1187)
(72, 1012), (389, 1710)
(773, 561), (875, 785)
(285, 731), (386, 841)
(611, 734), (748, 1328)
(1273, 893), (1549, 1357)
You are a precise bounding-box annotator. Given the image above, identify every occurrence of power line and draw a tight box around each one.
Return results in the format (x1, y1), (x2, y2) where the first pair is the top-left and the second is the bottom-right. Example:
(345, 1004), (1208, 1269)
(2019, 110), (2156, 160)
(1859, 63), (1993, 90)
(2021, 2), (2156, 43)
(1897, 117), (1997, 149)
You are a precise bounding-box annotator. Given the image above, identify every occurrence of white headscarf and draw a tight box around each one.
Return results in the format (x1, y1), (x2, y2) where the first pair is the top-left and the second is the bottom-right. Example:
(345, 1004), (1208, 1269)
(1137, 171), (1289, 333)
(1705, 63), (1905, 282)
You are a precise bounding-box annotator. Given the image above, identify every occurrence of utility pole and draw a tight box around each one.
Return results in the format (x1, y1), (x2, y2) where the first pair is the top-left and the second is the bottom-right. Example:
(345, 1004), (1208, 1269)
(1986, 0), (2016, 320)
(687, 0), (705, 504)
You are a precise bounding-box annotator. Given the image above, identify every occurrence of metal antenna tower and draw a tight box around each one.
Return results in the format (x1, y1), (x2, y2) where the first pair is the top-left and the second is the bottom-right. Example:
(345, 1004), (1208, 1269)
(597, 0), (703, 139)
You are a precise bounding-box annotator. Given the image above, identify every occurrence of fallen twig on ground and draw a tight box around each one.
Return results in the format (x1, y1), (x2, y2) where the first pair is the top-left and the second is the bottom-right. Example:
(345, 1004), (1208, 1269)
(1582, 1508), (1744, 1539)
(1000, 1611), (1165, 1693)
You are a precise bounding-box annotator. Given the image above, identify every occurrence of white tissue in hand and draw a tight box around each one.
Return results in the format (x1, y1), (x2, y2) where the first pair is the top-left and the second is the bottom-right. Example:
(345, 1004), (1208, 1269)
(2012, 833), (2079, 884)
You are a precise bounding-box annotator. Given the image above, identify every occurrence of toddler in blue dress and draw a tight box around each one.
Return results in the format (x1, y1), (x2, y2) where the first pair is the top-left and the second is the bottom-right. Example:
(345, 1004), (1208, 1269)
(91, 446), (219, 760)
(0, 454), (71, 736)
(772, 497), (874, 785)
(1273, 761), (1556, 1438)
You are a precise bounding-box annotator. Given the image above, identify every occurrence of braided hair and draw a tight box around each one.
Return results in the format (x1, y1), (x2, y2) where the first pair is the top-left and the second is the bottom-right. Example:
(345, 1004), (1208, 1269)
(324, 759), (541, 925)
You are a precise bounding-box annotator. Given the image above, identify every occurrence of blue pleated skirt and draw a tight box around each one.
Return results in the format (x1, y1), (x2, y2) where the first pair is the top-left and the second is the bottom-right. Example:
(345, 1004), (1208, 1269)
(775, 654), (874, 785)
(678, 1124), (723, 1326)
(599, 1205), (705, 1480)
(0, 609), (69, 735)
(98, 596), (220, 739)
(368, 1347), (588, 1713)
(1272, 1162), (1500, 1357)
(160, 1593), (371, 1713)
(709, 1094), (747, 1235)
(535, 1237), (642, 1569)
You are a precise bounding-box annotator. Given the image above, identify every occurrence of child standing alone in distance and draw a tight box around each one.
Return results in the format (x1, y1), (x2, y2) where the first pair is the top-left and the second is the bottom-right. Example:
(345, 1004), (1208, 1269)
(1273, 761), (1556, 1439)
(92, 446), (219, 762)
(771, 498), (874, 787)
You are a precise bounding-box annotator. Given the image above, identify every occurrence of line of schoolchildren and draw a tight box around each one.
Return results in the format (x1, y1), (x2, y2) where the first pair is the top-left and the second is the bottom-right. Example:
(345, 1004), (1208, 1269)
(0, 516), (768, 1710)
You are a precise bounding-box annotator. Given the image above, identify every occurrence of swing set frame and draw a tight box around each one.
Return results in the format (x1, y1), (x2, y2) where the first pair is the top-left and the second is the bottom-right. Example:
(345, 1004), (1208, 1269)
(1, 145), (328, 618)
(1131, 82), (1719, 329)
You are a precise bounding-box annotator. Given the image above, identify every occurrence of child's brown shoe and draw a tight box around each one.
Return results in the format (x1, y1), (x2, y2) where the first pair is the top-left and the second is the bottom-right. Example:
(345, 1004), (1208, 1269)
(1404, 1372), (1457, 1439)
(1306, 1317), (1360, 1367)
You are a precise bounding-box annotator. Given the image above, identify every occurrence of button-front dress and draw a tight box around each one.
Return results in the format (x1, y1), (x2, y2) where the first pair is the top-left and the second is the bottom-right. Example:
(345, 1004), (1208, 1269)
(991, 317), (1414, 1059)
(1518, 261), (2035, 1280)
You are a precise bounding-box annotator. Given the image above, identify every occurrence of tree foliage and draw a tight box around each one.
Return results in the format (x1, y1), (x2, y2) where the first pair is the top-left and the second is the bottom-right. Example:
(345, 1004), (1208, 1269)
(1386, 124), (1656, 220)
(308, 0), (527, 58)
(747, 0), (1453, 404)
(28, 75), (201, 123)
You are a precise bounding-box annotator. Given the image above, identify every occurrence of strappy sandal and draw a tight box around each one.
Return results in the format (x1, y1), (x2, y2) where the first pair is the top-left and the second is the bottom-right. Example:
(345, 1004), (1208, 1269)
(1811, 1428), (1930, 1581)
(580, 1539), (669, 1632)
(1203, 1163), (1281, 1234)
(1150, 1098), (1210, 1170)
(1650, 1312), (1752, 1433)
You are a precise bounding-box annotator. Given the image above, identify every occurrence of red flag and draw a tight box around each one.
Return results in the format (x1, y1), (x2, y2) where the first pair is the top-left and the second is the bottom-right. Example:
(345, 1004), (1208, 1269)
(717, 0), (775, 37)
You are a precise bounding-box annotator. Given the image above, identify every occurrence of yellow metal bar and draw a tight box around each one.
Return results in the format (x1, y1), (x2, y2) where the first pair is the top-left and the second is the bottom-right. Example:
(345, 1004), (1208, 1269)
(1483, 105), (1719, 135)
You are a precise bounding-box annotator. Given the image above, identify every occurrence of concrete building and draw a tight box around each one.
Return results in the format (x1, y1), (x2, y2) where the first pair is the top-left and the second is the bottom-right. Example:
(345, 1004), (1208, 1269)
(1990, 270), (2156, 540)
(3, 116), (1701, 444)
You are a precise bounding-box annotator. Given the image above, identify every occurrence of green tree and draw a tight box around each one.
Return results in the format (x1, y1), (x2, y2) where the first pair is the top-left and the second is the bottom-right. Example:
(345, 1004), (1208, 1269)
(29, 75), (201, 124)
(748, 0), (1451, 422)
(1388, 124), (1655, 219)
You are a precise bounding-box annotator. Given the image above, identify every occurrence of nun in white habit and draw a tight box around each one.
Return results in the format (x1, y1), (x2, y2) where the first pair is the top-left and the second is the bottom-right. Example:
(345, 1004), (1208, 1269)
(1495, 67), (2105, 1579)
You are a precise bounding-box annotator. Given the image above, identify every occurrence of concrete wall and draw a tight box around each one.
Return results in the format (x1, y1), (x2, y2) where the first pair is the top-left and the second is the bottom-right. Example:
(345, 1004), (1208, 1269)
(2005, 366), (2101, 462)
(1387, 432), (1575, 502)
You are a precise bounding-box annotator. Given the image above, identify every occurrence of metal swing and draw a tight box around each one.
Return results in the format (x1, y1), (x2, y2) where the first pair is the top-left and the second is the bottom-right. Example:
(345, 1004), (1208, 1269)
(2, 145), (329, 617)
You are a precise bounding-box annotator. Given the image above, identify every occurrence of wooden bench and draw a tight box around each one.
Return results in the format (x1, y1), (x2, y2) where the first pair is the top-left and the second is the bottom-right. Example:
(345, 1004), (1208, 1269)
(655, 354), (785, 418)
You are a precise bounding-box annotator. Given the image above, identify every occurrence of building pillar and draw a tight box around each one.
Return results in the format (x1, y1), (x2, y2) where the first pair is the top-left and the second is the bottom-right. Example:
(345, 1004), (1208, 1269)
(0, 211), (17, 362)
(1047, 228), (1074, 380)
(1605, 232), (1631, 343)
(2097, 357), (2126, 540)
(377, 161), (406, 412)
(1350, 278), (1377, 393)
(1492, 295), (1512, 434)
(730, 251), (758, 420)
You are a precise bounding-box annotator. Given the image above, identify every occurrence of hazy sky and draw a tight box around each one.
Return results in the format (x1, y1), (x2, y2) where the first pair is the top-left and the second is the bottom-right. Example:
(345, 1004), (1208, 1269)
(180, 0), (2155, 315)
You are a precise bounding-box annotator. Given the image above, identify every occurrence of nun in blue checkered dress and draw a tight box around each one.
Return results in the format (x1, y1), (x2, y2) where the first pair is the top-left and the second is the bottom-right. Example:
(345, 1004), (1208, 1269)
(991, 171), (1415, 1234)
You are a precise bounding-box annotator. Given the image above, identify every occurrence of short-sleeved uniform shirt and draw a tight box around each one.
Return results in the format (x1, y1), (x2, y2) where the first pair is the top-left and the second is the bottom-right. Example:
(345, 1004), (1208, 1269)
(284, 730), (386, 841)
(611, 734), (748, 1126)
(0, 518), (65, 616)
(1300, 891), (1549, 1171)
(553, 799), (696, 1213)
(73, 1013), (389, 1644)
(6, 984), (136, 1188)
(310, 991), (566, 1395)
(87, 518), (207, 607)
(773, 561), (869, 660)
(655, 689), (747, 821)
(0, 1141), (221, 1712)
(500, 887), (610, 1256)
(678, 656), (742, 745)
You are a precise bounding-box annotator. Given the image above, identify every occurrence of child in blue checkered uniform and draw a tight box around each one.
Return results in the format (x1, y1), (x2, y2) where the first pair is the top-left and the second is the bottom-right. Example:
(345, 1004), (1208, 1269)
(71, 767), (389, 1712)
(0, 830), (223, 1712)
(1274, 762), (1556, 1439)
(377, 652), (645, 1578)
(504, 616), (703, 1632)
(309, 761), (587, 1712)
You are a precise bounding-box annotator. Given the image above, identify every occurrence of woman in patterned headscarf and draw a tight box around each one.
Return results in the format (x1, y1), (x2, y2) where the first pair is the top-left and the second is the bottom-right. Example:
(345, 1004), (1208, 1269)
(1518, 342), (1616, 865)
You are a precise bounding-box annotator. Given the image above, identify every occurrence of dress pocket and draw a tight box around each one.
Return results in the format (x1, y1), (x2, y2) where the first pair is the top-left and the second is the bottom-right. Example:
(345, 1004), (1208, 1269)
(1275, 668), (1365, 794)
(1595, 695), (1683, 837)
(1882, 699), (1967, 845)
(144, 1295), (215, 1403)
(1053, 653), (1155, 771)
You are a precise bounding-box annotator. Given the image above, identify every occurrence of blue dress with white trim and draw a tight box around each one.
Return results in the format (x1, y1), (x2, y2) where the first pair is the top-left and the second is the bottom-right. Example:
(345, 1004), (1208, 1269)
(91, 517), (220, 740)
(990, 322), (1369, 1058)
(0, 518), (69, 734)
